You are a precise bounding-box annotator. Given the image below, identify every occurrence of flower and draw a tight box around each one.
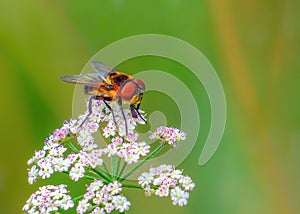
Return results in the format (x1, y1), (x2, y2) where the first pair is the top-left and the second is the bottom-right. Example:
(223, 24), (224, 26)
(170, 186), (189, 206)
(22, 185), (74, 213)
(87, 180), (104, 192)
(179, 175), (195, 191)
(112, 195), (131, 212)
(25, 113), (105, 183)
(138, 164), (195, 206)
(77, 129), (96, 151)
(102, 121), (117, 138)
(69, 162), (85, 181)
(107, 181), (122, 195)
(150, 126), (187, 147)
(28, 165), (39, 184)
(102, 137), (150, 164)
(155, 184), (170, 197)
(77, 199), (90, 214)
(44, 120), (77, 146)
(91, 206), (105, 214)
(77, 180), (131, 213)
(53, 157), (71, 172)
(26, 142), (104, 183)
(38, 159), (54, 179)
(138, 171), (154, 188)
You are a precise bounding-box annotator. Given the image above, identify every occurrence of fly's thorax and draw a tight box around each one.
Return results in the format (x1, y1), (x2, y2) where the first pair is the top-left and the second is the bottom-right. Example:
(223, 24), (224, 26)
(109, 72), (130, 85)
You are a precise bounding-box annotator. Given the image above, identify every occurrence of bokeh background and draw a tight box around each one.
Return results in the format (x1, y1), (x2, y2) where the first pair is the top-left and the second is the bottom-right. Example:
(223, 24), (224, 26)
(1, 0), (299, 213)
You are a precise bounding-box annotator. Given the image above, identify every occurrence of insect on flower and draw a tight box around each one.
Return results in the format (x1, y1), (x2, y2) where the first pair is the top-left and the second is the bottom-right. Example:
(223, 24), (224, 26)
(61, 61), (146, 135)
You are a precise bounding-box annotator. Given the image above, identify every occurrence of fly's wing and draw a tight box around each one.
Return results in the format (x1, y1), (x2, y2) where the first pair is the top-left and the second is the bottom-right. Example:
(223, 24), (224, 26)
(61, 61), (121, 87)
(90, 61), (119, 76)
(91, 61), (131, 86)
(60, 72), (106, 87)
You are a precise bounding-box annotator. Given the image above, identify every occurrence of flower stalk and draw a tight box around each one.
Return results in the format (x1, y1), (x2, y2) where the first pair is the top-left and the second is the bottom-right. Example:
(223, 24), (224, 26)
(119, 143), (164, 181)
(91, 168), (111, 183)
(118, 161), (127, 179)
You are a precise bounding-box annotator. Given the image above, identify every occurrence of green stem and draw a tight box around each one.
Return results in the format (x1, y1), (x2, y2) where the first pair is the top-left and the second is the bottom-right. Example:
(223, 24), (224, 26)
(60, 136), (75, 144)
(89, 167), (111, 180)
(122, 183), (143, 190)
(118, 162), (127, 180)
(83, 175), (97, 180)
(91, 168), (111, 183)
(72, 195), (83, 201)
(67, 141), (79, 153)
(115, 157), (121, 178)
(111, 155), (116, 179)
(119, 144), (164, 181)
(102, 161), (110, 175)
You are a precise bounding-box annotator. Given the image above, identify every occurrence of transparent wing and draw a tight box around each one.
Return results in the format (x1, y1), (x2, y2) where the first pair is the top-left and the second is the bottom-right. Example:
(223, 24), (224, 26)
(60, 61), (119, 86)
(90, 61), (119, 75)
(60, 72), (105, 86)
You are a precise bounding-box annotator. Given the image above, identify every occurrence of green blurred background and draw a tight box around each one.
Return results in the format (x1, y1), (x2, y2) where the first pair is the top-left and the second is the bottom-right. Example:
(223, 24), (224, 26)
(1, 0), (299, 213)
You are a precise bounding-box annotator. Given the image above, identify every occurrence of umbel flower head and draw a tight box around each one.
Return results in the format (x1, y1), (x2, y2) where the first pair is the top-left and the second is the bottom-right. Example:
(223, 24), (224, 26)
(23, 98), (195, 213)
(23, 185), (74, 213)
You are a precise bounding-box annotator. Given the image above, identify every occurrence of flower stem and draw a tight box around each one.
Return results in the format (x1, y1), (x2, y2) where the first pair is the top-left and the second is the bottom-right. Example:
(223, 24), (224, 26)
(83, 175), (97, 180)
(111, 155), (116, 179)
(90, 167), (111, 180)
(91, 168), (111, 183)
(122, 183), (143, 190)
(115, 157), (121, 178)
(118, 162), (127, 180)
(102, 161), (110, 175)
(119, 144), (164, 181)
(67, 141), (79, 153)
(72, 195), (83, 201)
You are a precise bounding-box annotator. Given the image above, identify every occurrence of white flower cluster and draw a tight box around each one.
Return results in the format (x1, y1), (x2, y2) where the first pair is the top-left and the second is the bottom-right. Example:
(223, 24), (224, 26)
(27, 141), (104, 183)
(22, 185), (74, 213)
(26, 101), (111, 184)
(77, 180), (130, 214)
(76, 100), (112, 151)
(138, 164), (195, 206)
(41, 119), (76, 149)
(103, 136), (150, 164)
(24, 97), (194, 213)
(150, 126), (187, 147)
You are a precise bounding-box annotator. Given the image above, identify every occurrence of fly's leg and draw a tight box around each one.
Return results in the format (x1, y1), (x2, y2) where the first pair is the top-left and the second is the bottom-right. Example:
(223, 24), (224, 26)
(80, 95), (114, 128)
(133, 93), (147, 124)
(130, 104), (138, 118)
(79, 95), (98, 127)
(131, 103), (147, 124)
(118, 97), (128, 136)
(102, 98), (117, 128)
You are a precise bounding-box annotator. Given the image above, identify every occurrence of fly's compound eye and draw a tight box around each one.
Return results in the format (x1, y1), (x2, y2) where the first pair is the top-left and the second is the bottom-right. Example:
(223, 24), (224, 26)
(120, 81), (137, 101)
(134, 79), (145, 91)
